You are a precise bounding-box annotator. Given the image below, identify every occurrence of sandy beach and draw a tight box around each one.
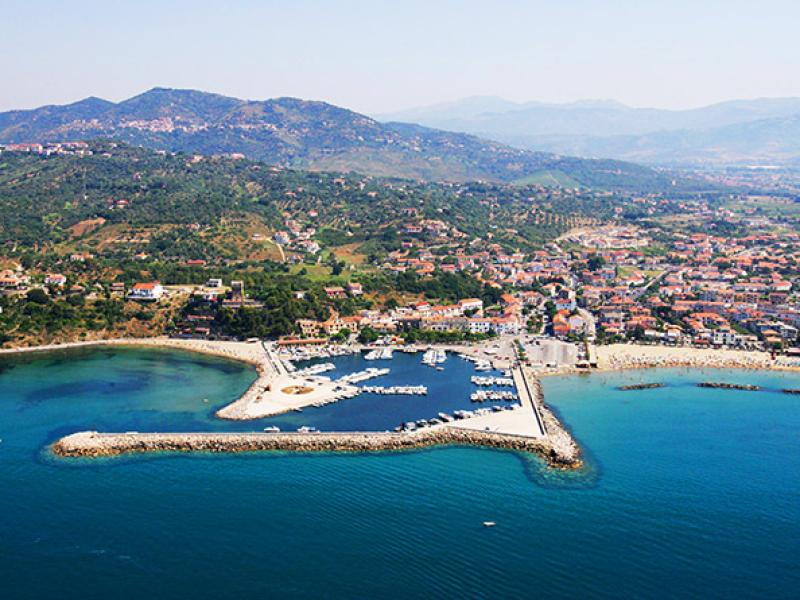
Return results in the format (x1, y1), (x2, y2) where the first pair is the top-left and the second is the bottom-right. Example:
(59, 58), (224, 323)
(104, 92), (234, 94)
(0, 336), (268, 367)
(595, 343), (800, 373)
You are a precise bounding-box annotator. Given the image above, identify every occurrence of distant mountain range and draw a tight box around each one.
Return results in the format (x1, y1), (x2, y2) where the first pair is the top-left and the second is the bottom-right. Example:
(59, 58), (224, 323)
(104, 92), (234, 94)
(0, 88), (692, 191)
(377, 96), (800, 166)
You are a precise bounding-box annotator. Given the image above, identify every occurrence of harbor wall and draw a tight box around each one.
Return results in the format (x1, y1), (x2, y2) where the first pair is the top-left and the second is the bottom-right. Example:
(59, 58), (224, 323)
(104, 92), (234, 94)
(52, 428), (582, 469)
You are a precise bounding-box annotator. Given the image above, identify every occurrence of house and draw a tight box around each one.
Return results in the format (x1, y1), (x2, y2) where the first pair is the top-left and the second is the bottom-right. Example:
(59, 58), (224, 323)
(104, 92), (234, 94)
(0, 271), (29, 290)
(467, 317), (493, 334)
(127, 282), (164, 301)
(347, 282), (363, 296)
(45, 274), (67, 287)
(324, 286), (347, 299)
(297, 319), (322, 337)
(459, 297), (484, 316)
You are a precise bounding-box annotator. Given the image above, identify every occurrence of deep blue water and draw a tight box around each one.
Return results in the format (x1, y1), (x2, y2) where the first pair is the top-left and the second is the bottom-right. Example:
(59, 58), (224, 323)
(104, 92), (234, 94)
(0, 347), (798, 599)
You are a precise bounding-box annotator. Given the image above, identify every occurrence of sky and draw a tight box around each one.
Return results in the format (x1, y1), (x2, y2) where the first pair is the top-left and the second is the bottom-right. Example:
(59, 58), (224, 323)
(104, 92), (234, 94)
(2, 0), (800, 114)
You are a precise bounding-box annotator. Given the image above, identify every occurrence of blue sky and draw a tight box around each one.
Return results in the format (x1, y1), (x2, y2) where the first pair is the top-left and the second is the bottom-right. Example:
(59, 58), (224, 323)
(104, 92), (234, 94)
(2, 0), (799, 113)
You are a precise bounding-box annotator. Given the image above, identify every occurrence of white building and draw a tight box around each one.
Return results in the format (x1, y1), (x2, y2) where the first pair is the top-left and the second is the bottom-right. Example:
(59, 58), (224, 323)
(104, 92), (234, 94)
(128, 282), (164, 301)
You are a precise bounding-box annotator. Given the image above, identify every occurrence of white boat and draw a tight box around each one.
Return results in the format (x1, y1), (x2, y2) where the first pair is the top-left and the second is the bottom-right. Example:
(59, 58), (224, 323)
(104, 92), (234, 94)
(364, 347), (393, 360)
(422, 349), (447, 366)
(263, 426), (280, 432)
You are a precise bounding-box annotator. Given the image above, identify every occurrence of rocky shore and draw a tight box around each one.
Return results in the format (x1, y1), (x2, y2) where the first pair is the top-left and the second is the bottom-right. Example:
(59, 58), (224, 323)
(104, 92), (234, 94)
(51, 427), (583, 469)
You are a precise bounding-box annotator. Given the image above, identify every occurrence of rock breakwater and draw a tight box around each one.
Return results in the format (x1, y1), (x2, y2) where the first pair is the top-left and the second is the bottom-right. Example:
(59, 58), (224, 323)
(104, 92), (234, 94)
(52, 428), (582, 469)
(697, 382), (761, 391)
(618, 383), (665, 391)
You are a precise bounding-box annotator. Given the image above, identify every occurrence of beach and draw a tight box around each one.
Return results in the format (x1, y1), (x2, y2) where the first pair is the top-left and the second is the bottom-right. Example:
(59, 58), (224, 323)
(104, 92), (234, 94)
(0, 336), (269, 367)
(595, 343), (800, 372)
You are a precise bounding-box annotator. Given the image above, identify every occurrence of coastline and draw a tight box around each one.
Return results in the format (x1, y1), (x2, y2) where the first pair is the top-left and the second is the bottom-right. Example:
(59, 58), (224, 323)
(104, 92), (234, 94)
(593, 344), (800, 374)
(14, 337), (800, 469)
(0, 337), (268, 368)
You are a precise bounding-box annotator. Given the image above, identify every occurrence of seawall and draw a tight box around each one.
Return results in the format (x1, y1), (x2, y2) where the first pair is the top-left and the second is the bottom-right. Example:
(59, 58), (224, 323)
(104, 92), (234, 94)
(51, 428), (583, 469)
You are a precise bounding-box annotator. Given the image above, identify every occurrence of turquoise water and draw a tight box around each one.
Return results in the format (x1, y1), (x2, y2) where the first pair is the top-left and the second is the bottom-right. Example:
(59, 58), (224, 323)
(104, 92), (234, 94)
(0, 348), (799, 599)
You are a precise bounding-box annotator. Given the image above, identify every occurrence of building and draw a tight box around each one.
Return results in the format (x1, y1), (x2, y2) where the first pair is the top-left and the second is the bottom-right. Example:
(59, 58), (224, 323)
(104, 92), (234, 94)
(128, 282), (164, 302)
(324, 286), (347, 299)
(45, 274), (67, 287)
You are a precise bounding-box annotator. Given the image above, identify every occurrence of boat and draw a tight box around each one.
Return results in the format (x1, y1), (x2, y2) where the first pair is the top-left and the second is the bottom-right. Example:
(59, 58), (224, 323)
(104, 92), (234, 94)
(263, 426), (280, 432)
(422, 349), (447, 367)
(296, 426), (318, 433)
(483, 521), (496, 527)
(364, 348), (394, 360)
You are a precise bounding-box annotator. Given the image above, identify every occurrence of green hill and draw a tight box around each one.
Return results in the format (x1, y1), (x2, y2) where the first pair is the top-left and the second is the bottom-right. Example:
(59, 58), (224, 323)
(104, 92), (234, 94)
(0, 88), (696, 192)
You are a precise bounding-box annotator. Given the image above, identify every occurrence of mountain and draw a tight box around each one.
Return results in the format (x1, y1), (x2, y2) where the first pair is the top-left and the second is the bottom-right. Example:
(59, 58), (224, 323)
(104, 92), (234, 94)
(500, 114), (800, 167)
(0, 88), (687, 191)
(378, 97), (800, 166)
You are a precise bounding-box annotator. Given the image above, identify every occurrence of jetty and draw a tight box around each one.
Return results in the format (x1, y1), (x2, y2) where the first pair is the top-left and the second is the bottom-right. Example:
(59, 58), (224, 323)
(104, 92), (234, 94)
(51, 426), (581, 469)
(697, 382), (761, 391)
(618, 383), (665, 391)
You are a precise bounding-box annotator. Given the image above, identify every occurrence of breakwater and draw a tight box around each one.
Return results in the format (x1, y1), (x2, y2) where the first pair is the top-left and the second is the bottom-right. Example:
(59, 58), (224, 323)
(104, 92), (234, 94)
(697, 382), (761, 391)
(618, 383), (665, 391)
(51, 428), (582, 469)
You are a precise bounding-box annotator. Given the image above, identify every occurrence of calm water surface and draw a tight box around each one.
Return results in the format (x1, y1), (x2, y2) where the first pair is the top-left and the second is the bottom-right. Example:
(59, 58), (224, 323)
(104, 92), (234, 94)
(0, 347), (798, 599)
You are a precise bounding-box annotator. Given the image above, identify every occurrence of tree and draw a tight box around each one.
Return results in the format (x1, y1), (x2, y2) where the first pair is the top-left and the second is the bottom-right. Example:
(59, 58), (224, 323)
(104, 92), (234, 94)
(357, 326), (380, 344)
(588, 255), (605, 271)
(26, 288), (50, 305)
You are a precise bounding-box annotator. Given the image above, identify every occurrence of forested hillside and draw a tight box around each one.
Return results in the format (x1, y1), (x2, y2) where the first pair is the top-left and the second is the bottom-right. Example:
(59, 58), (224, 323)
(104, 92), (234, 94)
(0, 88), (702, 191)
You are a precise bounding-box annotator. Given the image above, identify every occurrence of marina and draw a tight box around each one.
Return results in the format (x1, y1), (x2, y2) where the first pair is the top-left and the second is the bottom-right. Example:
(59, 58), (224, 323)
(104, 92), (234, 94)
(1, 346), (798, 598)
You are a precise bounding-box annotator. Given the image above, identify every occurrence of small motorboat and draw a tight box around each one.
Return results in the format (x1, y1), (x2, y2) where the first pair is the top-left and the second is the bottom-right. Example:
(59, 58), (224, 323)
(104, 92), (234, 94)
(483, 521), (496, 528)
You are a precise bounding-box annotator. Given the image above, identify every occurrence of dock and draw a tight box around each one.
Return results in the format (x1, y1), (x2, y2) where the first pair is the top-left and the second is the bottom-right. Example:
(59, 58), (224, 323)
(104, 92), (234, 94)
(449, 366), (546, 438)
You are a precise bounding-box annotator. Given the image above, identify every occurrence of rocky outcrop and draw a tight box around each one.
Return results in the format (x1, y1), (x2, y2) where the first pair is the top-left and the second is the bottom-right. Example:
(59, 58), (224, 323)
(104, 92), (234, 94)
(51, 428), (583, 469)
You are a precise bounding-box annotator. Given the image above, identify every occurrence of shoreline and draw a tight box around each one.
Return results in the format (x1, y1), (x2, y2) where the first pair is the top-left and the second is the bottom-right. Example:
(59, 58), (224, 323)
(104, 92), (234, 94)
(11, 338), (799, 470)
(592, 344), (800, 374)
(0, 337), (268, 368)
(6, 337), (800, 376)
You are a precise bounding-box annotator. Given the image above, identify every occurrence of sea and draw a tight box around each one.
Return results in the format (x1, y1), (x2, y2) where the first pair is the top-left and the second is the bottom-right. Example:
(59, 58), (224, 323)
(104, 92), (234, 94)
(0, 346), (798, 599)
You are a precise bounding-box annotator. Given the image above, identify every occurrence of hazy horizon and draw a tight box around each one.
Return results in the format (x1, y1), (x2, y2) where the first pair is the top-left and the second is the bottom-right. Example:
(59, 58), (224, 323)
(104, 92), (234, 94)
(7, 86), (800, 117)
(3, 0), (800, 114)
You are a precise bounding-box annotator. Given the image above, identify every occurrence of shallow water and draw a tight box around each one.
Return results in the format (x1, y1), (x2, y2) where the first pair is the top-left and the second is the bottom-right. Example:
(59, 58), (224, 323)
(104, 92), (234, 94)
(0, 348), (798, 599)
